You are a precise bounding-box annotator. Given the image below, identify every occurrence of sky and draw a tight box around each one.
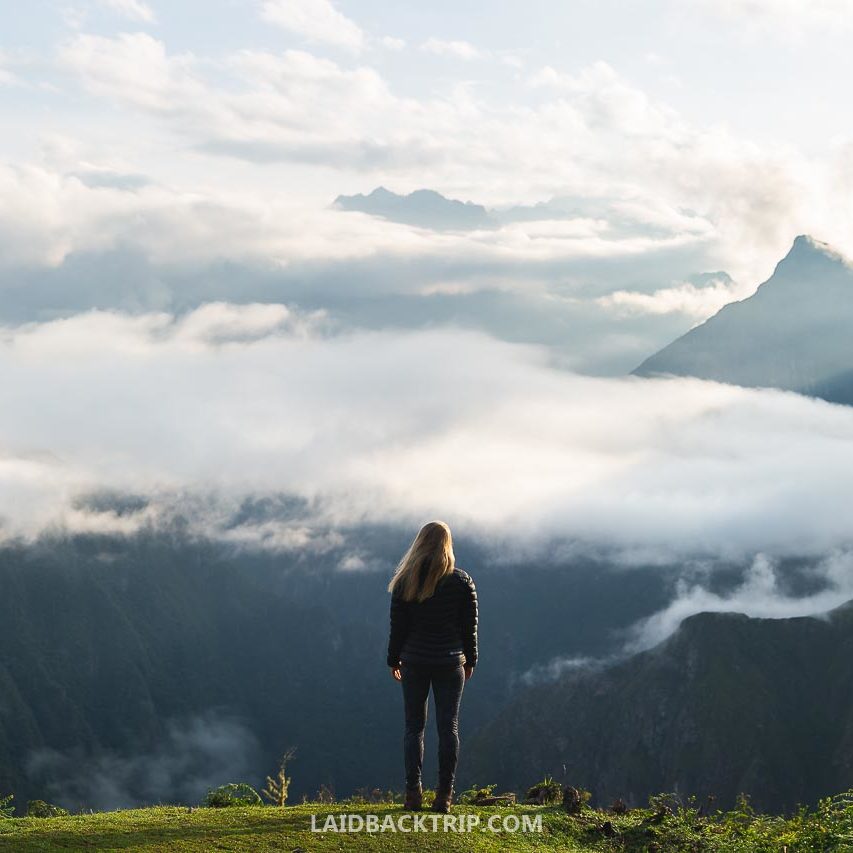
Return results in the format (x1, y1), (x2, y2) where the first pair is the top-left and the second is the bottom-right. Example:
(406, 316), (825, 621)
(4, 0), (853, 277)
(3, 0), (853, 628)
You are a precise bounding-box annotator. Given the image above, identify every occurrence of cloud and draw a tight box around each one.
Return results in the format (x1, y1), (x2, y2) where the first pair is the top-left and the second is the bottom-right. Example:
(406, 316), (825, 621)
(597, 276), (739, 319)
(628, 551), (853, 650)
(0, 160), (446, 268)
(27, 712), (260, 809)
(59, 32), (207, 115)
(695, 0), (853, 31)
(518, 655), (605, 686)
(99, 0), (157, 23)
(4, 306), (853, 565)
(0, 52), (18, 86)
(260, 0), (365, 50)
(56, 31), (850, 284)
(0, 48), (30, 87)
(420, 38), (485, 61)
(0, 155), (723, 288)
(380, 36), (405, 51)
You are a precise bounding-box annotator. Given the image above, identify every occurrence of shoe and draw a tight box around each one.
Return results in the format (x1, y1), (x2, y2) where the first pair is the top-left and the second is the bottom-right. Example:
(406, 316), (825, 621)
(403, 784), (422, 810)
(431, 787), (453, 813)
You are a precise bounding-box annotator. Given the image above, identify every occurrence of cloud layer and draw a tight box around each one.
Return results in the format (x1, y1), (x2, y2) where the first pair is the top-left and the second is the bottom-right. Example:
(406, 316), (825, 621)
(51, 27), (853, 283)
(3, 304), (853, 566)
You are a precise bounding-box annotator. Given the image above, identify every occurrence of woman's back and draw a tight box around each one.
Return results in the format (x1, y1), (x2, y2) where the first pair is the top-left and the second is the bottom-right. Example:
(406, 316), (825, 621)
(389, 568), (478, 668)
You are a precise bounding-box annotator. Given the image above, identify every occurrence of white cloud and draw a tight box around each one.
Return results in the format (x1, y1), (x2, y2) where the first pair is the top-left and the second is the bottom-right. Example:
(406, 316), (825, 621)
(500, 53), (524, 69)
(629, 551), (853, 650)
(519, 655), (603, 685)
(99, 0), (157, 24)
(4, 308), (853, 566)
(420, 38), (485, 60)
(0, 159), (450, 267)
(597, 277), (740, 319)
(28, 712), (259, 810)
(0, 54), (15, 86)
(260, 0), (365, 50)
(57, 32), (843, 283)
(0, 49), (25, 87)
(59, 32), (206, 115)
(698, 0), (853, 30)
(380, 36), (405, 51)
(0, 157), (720, 275)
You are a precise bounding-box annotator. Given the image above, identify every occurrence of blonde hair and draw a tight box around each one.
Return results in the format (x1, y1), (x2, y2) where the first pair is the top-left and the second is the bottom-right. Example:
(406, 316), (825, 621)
(388, 520), (455, 602)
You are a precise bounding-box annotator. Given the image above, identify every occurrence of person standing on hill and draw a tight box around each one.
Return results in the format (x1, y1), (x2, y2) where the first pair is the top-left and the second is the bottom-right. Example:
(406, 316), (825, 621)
(386, 520), (478, 814)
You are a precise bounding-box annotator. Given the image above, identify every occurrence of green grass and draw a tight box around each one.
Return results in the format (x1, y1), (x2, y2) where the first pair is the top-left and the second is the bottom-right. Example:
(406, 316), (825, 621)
(1, 795), (852, 852)
(0, 803), (575, 852)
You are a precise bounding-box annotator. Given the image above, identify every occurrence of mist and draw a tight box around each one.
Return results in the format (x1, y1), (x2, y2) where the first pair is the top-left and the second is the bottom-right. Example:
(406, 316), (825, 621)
(3, 303), (853, 572)
(26, 713), (261, 811)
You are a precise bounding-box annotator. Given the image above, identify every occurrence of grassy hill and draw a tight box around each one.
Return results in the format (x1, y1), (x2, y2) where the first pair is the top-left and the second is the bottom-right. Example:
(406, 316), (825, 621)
(2, 795), (853, 852)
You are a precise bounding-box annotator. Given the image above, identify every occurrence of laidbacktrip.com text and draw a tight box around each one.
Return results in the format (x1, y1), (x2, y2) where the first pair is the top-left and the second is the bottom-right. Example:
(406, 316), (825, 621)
(311, 813), (543, 834)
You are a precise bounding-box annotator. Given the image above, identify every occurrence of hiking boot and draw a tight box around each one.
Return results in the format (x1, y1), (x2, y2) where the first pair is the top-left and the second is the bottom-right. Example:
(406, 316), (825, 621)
(431, 787), (453, 813)
(403, 784), (422, 810)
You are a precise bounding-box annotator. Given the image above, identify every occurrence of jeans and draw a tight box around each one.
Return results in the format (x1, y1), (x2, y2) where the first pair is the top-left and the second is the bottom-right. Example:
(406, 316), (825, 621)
(400, 662), (465, 792)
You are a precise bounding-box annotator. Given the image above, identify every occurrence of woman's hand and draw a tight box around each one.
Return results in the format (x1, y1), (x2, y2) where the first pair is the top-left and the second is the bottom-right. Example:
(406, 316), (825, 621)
(390, 666), (402, 681)
(464, 665), (474, 681)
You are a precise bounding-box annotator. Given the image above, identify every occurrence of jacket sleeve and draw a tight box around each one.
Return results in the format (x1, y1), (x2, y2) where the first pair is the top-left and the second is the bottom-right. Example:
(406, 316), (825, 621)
(459, 574), (478, 667)
(387, 591), (410, 667)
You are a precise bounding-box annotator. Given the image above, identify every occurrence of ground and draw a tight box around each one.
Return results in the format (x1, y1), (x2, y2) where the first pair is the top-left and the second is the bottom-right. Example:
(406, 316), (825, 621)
(1, 796), (852, 851)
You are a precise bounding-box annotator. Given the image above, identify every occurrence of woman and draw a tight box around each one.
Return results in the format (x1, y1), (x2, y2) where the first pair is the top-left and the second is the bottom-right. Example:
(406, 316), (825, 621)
(386, 520), (478, 814)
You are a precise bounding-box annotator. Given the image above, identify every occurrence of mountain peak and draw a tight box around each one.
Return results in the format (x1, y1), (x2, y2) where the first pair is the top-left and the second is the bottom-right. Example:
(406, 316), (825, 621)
(791, 233), (825, 252)
(632, 235), (853, 399)
(781, 234), (848, 267)
(368, 186), (395, 199)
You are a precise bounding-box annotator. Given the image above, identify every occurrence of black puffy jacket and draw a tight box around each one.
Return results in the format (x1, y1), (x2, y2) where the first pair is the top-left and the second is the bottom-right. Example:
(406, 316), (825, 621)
(386, 568), (478, 668)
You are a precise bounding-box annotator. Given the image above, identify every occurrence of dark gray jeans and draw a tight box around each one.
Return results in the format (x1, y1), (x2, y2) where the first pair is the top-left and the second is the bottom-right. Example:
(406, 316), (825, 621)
(400, 661), (465, 791)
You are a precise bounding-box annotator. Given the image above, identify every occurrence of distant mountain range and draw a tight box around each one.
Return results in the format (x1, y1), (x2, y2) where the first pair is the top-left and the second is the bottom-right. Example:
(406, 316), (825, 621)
(634, 236), (853, 404)
(468, 601), (853, 812)
(333, 187), (704, 240)
(334, 187), (490, 230)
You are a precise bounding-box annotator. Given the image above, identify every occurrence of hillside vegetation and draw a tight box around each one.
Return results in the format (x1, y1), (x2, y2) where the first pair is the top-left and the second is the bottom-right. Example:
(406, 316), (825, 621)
(470, 602), (853, 811)
(0, 528), (668, 807)
(2, 795), (853, 852)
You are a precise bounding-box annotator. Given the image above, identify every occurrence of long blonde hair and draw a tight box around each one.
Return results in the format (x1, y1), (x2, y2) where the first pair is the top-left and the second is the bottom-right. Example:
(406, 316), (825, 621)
(388, 520), (455, 602)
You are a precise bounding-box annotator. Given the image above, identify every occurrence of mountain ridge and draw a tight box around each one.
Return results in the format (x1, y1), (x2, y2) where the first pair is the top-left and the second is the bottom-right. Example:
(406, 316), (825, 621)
(633, 235), (853, 403)
(334, 187), (490, 230)
(468, 598), (853, 811)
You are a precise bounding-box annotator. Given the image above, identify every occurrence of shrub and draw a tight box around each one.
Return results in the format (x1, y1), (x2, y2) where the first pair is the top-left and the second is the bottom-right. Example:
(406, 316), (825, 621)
(204, 783), (262, 808)
(347, 787), (396, 804)
(525, 776), (563, 805)
(610, 798), (629, 814)
(562, 785), (591, 814)
(262, 748), (296, 807)
(457, 784), (496, 805)
(0, 794), (13, 819)
(26, 800), (69, 818)
(315, 783), (335, 804)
